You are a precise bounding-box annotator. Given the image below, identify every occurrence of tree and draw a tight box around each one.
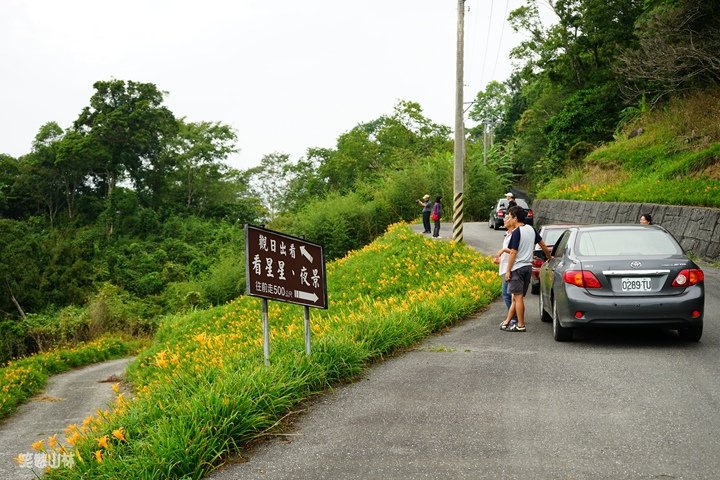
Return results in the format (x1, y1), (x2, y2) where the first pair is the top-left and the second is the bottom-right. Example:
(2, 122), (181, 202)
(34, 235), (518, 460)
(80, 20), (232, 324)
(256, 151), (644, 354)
(0, 220), (42, 318)
(468, 81), (510, 142)
(316, 100), (451, 192)
(159, 119), (239, 215)
(0, 154), (19, 217)
(616, 0), (720, 101)
(469, 81), (510, 127)
(72, 80), (178, 202)
(246, 153), (294, 220)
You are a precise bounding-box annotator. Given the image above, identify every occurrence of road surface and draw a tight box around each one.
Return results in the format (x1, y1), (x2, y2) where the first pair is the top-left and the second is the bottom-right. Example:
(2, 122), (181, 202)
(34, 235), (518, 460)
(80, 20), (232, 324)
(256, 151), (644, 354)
(0, 358), (132, 479)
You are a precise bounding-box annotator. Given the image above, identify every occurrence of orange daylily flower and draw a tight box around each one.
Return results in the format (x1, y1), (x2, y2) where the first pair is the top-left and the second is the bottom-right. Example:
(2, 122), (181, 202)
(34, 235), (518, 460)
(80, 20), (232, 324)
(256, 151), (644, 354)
(112, 428), (127, 442)
(97, 435), (109, 449)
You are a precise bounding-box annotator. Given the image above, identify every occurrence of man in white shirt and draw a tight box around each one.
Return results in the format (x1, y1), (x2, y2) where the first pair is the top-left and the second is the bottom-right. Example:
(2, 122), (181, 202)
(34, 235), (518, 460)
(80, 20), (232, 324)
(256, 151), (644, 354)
(494, 216), (517, 325)
(501, 206), (552, 332)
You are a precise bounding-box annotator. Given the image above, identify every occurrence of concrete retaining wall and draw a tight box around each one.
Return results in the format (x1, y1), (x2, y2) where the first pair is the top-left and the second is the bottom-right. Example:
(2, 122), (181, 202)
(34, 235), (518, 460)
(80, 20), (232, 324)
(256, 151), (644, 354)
(532, 199), (720, 261)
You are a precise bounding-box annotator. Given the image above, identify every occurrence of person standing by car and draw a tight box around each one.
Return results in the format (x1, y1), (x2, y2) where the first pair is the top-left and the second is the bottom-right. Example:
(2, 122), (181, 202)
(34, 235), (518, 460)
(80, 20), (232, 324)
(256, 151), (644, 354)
(505, 192), (517, 209)
(431, 196), (442, 238)
(417, 194), (432, 233)
(640, 213), (653, 225)
(501, 206), (552, 332)
(494, 216), (518, 326)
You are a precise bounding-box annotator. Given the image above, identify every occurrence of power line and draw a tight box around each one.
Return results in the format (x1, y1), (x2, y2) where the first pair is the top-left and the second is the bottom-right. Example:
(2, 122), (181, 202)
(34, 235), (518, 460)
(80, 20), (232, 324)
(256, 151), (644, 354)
(491, 0), (511, 81)
(479, 0), (495, 85)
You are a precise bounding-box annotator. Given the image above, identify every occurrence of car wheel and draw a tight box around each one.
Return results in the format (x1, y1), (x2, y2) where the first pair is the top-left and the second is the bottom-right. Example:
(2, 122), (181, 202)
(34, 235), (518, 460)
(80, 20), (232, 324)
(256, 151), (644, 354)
(531, 280), (539, 295)
(539, 291), (551, 323)
(552, 297), (573, 341)
(489, 217), (493, 228)
(678, 324), (702, 342)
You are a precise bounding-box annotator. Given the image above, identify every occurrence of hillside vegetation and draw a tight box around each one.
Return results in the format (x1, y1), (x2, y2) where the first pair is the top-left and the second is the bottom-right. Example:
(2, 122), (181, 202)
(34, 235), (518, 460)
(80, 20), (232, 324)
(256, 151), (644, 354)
(537, 87), (720, 207)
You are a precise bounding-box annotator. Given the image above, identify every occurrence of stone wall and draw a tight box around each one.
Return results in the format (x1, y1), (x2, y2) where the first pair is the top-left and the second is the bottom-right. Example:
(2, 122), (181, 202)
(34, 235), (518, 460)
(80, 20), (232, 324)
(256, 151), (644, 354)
(532, 199), (720, 261)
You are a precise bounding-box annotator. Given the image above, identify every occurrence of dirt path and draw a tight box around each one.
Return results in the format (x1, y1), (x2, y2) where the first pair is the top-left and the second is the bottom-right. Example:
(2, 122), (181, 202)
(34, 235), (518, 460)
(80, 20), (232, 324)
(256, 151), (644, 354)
(0, 357), (133, 479)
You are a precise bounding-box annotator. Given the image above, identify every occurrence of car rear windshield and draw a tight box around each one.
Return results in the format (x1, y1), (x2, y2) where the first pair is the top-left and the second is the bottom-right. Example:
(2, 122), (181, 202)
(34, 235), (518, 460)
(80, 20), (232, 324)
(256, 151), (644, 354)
(576, 229), (683, 256)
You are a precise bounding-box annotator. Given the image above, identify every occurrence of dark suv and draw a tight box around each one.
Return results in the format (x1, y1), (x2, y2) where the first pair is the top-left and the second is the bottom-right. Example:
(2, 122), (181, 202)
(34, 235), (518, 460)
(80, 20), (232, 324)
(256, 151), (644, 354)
(488, 198), (533, 229)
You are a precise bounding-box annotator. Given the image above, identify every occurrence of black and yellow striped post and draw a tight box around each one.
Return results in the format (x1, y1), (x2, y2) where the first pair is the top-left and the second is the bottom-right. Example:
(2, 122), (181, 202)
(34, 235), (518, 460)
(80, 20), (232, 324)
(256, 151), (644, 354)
(453, 191), (464, 242)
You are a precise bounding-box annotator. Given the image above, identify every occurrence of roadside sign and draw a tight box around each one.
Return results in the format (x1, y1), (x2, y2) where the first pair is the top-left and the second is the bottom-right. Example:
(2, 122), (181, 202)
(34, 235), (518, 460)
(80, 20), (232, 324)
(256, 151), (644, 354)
(245, 224), (328, 309)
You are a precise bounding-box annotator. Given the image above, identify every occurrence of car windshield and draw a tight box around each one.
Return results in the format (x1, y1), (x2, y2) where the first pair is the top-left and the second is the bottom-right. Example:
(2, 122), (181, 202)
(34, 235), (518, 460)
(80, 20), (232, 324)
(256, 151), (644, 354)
(500, 199), (529, 209)
(543, 229), (566, 246)
(576, 229), (683, 256)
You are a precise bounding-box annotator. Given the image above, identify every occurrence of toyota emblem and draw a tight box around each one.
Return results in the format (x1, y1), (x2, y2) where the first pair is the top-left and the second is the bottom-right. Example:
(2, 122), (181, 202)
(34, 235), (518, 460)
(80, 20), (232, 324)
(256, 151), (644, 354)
(630, 261), (642, 268)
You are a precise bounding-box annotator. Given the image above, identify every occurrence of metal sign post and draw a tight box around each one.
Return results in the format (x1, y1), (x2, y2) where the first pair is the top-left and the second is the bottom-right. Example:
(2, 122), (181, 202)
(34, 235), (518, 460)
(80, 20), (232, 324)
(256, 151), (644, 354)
(245, 225), (327, 364)
(262, 298), (270, 366)
(304, 306), (311, 355)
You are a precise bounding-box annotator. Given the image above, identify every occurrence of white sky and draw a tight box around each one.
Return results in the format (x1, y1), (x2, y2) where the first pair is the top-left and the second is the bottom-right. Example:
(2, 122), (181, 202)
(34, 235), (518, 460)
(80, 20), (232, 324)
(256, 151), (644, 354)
(0, 0), (553, 171)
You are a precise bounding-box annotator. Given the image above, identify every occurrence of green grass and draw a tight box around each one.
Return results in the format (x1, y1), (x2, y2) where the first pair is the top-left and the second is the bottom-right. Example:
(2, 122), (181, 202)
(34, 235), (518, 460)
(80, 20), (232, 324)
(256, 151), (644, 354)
(537, 88), (720, 207)
(37, 223), (500, 479)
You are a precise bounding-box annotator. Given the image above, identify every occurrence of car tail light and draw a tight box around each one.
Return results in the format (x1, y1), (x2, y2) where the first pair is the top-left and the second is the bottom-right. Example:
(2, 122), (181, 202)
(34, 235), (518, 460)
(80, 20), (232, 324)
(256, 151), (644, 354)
(497, 209), (504, 217)
(692, 310), (701, 318)
(532, 258), (544, 268)
(575, 311), (584, 319)
(526, 209), (534, 219)
(672, 269), (704, 287)
(563, 270), (602, 288)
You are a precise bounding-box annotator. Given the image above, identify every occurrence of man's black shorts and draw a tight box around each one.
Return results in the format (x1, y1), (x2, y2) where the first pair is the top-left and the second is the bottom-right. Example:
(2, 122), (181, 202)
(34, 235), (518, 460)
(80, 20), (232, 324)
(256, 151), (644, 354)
(508, 265), (532, 296)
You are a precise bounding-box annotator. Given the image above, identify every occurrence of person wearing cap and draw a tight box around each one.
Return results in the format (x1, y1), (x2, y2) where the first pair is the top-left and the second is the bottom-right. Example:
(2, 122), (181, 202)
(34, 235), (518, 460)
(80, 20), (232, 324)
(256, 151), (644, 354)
(505, 192), (517, 209)
(416, 194), (432, 233)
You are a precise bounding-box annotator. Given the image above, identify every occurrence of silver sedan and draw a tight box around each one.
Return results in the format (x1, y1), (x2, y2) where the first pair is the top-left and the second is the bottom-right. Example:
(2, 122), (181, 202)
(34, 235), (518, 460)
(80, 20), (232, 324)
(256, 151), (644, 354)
(539, 225), (705, 342)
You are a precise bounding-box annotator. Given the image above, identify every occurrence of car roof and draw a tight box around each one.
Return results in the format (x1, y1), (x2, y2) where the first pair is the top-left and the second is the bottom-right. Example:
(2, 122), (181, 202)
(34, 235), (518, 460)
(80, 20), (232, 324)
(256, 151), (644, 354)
(564, 224), (666, 231)
(540, 224), (582, 230)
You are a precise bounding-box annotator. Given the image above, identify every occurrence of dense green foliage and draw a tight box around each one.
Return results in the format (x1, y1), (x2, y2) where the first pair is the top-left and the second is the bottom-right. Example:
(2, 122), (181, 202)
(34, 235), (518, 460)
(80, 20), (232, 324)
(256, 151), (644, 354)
(478, 0), (719, 184)
(0, 80), (265, 360)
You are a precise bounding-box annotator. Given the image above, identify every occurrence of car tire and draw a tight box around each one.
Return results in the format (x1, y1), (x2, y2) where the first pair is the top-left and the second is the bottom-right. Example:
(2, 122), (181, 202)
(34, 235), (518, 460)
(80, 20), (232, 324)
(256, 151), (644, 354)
(531, 281), (539, 295)
(539, 291), (551, 323)
(678, 324), (702, 342)
(552, 297), (573, 341)
(489, 217), (493, 228)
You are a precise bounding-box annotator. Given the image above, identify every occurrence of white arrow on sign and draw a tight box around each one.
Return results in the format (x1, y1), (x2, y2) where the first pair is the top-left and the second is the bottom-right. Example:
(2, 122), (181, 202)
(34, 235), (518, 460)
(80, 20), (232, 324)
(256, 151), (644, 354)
(295, 290), (319, 303)
(299, 245), (313, 263)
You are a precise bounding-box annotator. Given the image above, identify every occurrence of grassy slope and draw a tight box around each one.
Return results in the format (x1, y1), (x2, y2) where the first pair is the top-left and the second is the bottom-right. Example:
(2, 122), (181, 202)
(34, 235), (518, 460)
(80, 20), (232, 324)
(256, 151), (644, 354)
(44, 224), (500, 479)
(537, 87), (720, 207)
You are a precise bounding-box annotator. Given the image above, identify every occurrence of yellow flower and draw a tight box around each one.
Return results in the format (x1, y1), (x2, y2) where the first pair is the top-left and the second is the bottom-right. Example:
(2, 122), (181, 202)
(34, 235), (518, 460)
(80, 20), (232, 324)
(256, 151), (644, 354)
(112, 428), (127, 442)
(15, 453), (25, 465)
(48, 434), (58, 449)
(112, 383), (120, 394)
(94, 450), (103, 463)
(32, 440), (44, 452)
(65, 423), (78, 436)
(97, 435), (109, 449)
(67, 431), (81, 446)
(82, 415), (94, 428)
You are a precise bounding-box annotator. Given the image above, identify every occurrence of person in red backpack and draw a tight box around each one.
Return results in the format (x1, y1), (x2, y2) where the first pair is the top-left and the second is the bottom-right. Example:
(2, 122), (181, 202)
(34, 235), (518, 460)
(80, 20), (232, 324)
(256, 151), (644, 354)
(431, 196), (442, 238)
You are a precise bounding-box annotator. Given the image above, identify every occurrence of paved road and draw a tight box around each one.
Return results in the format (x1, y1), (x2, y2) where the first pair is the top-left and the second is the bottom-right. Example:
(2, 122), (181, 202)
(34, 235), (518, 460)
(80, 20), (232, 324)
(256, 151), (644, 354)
(0, 357), (132, 479)
(210, 222), (720, 480)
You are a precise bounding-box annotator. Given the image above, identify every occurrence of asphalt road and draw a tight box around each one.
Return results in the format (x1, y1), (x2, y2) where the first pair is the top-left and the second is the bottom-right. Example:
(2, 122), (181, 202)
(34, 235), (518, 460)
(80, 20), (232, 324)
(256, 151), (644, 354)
(209, 222), (720, 480)
(0, 357), (132, 479)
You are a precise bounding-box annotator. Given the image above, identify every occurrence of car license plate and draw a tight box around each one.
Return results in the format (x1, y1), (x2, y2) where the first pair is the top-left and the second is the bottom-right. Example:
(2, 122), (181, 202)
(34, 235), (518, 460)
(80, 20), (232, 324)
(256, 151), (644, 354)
(621, 277), (652, 292)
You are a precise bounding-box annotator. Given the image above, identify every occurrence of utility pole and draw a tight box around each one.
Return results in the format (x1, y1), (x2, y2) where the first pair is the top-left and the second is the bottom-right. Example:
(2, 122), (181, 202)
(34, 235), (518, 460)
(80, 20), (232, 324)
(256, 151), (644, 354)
(452, 0), (465, 243)
(483, 122), (488, 166)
